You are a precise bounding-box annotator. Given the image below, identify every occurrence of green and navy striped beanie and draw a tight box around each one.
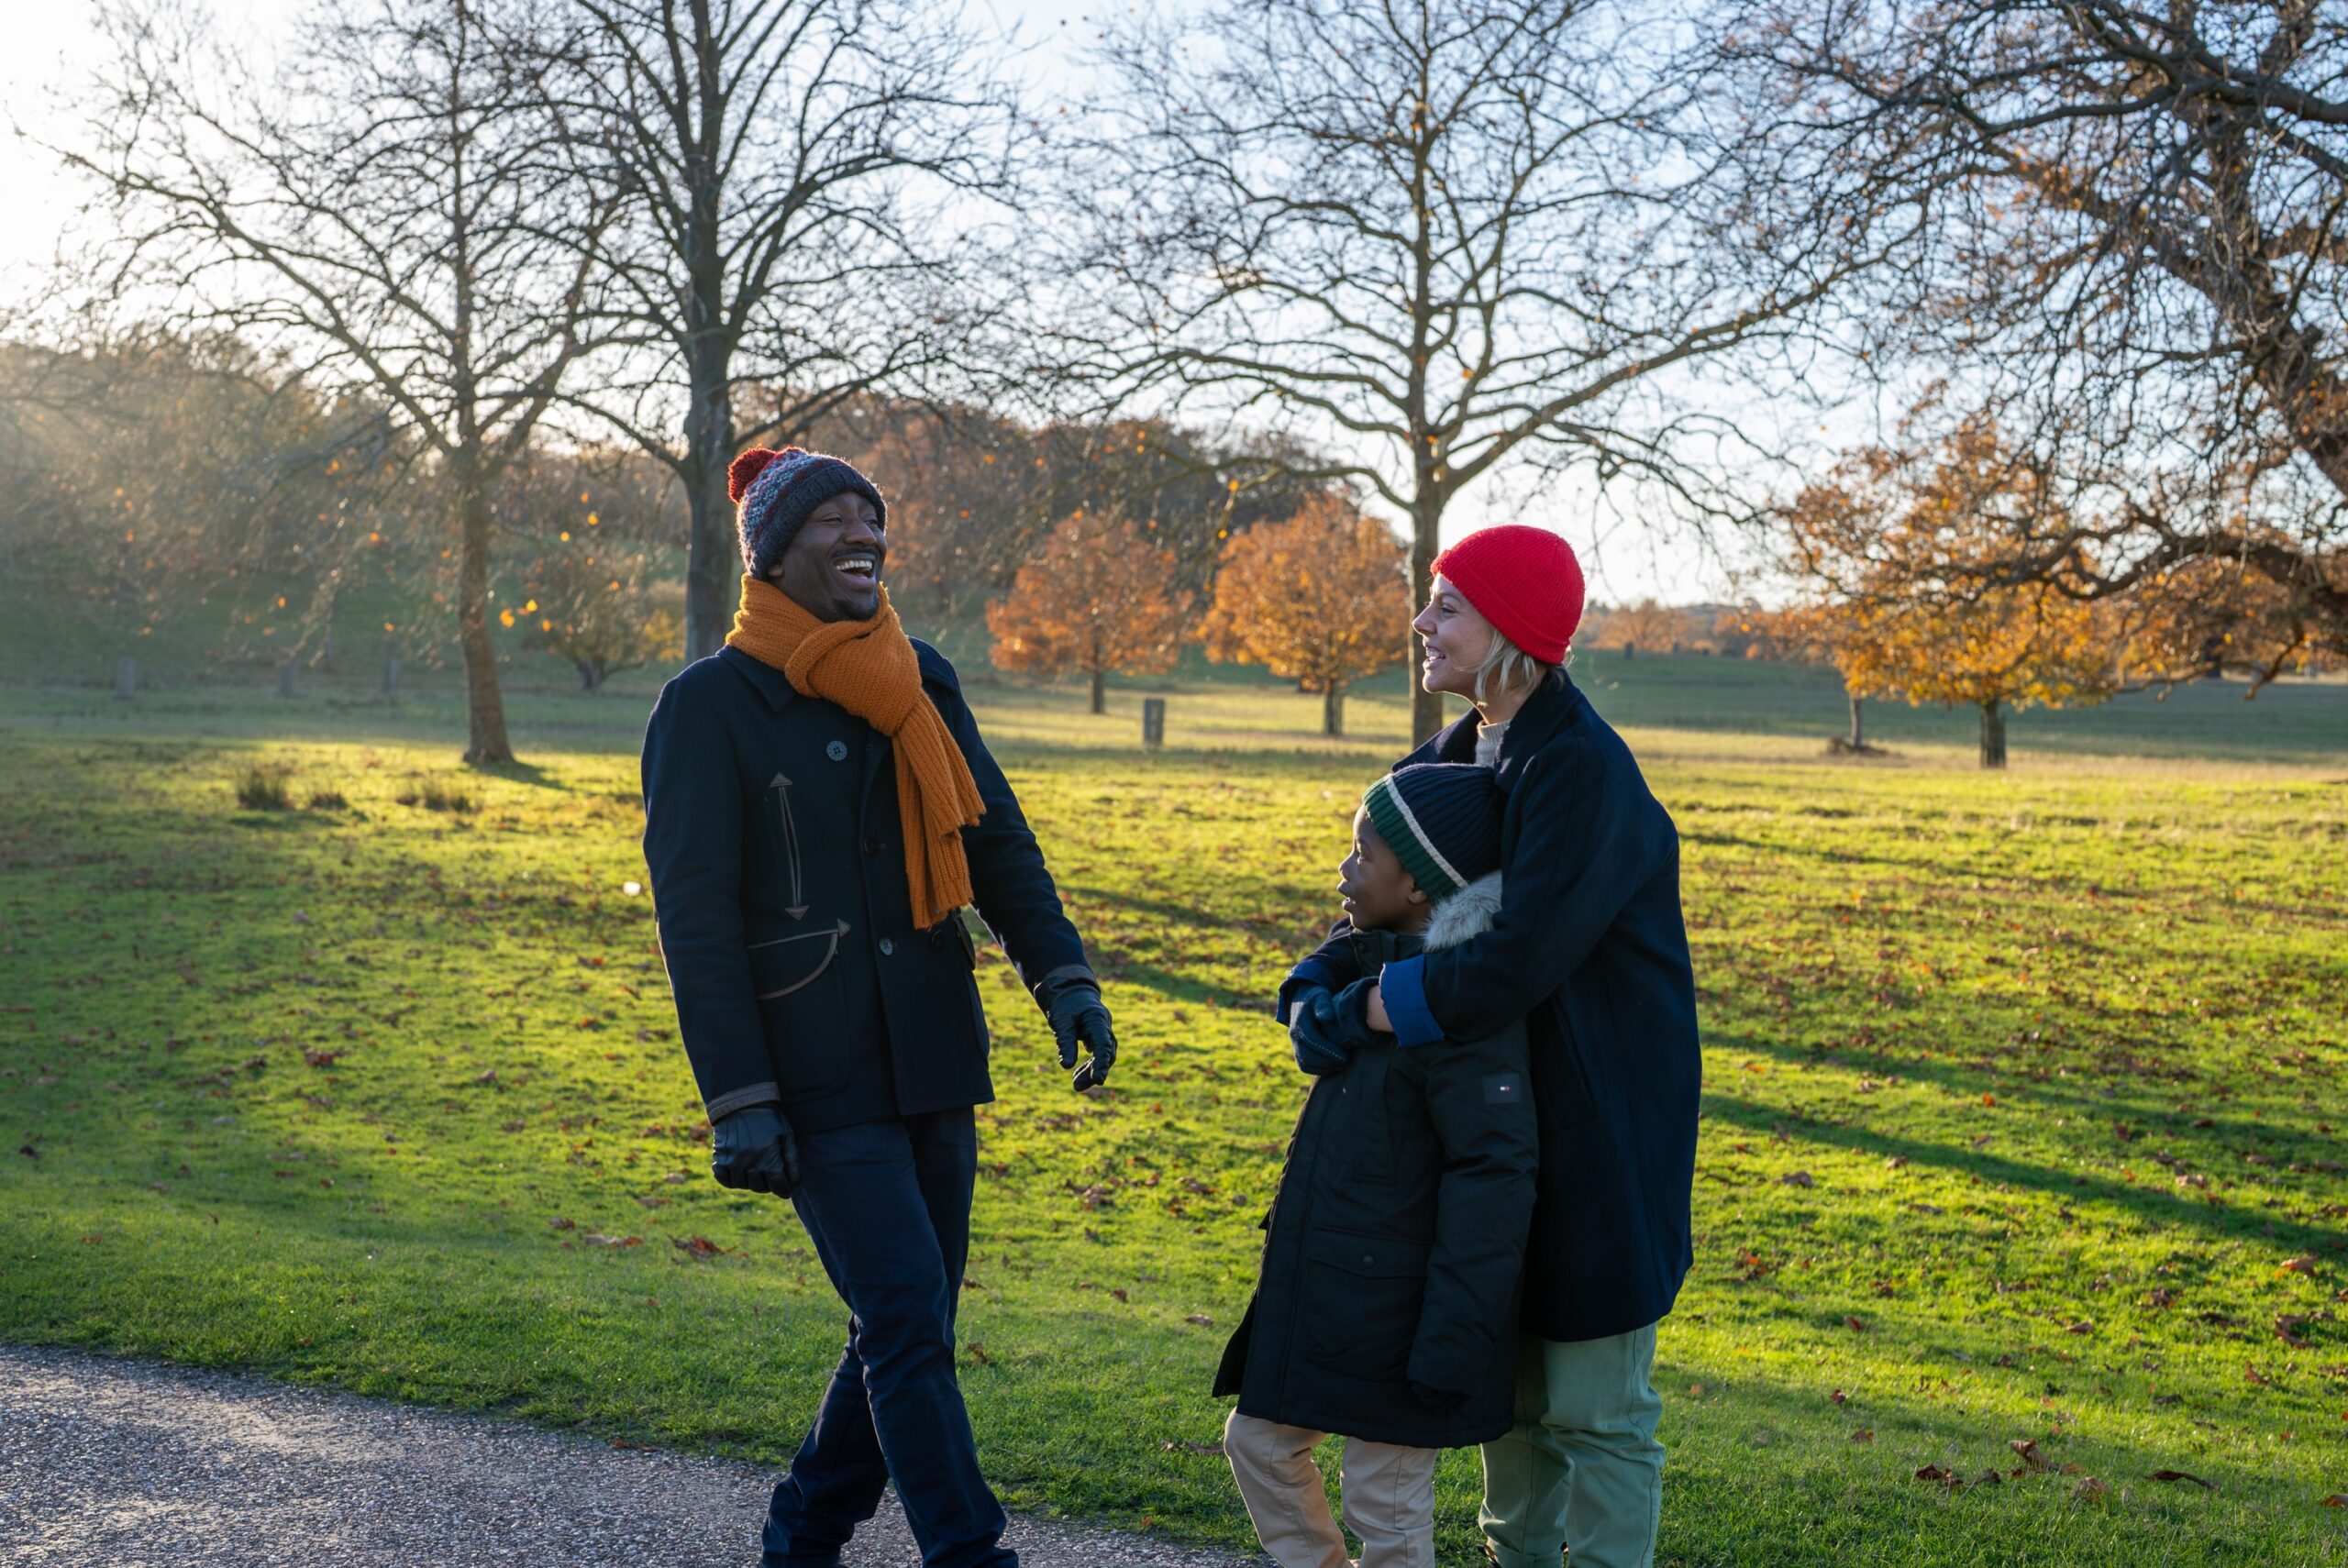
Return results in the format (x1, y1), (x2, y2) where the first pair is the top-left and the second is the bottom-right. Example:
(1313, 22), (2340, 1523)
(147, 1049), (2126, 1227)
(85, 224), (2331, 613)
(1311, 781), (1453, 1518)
(1361, 763), (1503, 901)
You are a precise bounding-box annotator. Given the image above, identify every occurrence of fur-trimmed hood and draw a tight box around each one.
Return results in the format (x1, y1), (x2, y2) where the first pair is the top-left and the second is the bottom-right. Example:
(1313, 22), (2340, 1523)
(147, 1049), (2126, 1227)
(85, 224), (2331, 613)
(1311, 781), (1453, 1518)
(1422, 871), (1502, 952)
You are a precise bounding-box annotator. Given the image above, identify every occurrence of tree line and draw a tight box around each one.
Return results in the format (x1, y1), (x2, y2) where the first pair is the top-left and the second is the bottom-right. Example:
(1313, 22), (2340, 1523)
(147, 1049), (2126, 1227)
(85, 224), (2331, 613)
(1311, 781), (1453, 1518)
(3, 0), (2340, 763)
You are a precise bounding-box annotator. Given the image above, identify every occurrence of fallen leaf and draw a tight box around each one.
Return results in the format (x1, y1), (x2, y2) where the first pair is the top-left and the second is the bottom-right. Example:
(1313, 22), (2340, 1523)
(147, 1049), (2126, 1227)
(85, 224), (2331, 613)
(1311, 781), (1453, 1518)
(2009, 1438), (2050, 1471)
(2279, 1255), (2320, 1276)
(2070, 1476), (2110, 1503)
(1185, 1313), (1214, 1326)
(548, 1217), (575, 1230)
(1845, 1315), (1868, 1333)
(1780, 1170), (1816, 1188)
(1110, 1287), (1129, 1302)
(2146, 1470), (2215, 1489)
(965, 1342), (991, 1365)
(1914, 1463), (1958, 1485)
(581, 1233), (641, 1248)
(1161, 1439), (1224, 1455)
(1829, 1388), (1847, 1406)
(672, 1235), (723, 1260)
(302, 1047), (343, 1069)
(2276, 1315), (2311, 1349)
(1849, 1429), (1873, 1442)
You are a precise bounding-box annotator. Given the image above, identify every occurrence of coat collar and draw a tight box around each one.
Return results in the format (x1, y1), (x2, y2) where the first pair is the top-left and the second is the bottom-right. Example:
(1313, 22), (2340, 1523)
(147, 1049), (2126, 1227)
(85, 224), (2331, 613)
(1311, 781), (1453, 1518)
(1408, 670), (1585, 792)
(719, 645), (797, 713)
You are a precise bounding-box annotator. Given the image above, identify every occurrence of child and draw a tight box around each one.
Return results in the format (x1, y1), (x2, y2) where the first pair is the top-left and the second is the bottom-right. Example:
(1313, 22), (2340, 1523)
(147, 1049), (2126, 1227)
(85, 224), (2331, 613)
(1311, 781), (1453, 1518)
(1213, 762), (1539, 1568)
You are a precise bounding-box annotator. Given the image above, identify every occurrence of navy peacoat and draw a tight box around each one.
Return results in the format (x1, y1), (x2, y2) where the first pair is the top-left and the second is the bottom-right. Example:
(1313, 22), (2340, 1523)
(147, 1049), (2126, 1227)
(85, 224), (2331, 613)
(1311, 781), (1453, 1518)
(1290, 671), (1700, 1343)
(640, 642), (1093, 1132)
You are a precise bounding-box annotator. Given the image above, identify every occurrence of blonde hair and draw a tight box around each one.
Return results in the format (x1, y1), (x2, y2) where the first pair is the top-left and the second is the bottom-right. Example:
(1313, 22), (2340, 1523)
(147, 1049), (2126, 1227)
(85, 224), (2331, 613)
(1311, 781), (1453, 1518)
(1470, 624), (1561, 704)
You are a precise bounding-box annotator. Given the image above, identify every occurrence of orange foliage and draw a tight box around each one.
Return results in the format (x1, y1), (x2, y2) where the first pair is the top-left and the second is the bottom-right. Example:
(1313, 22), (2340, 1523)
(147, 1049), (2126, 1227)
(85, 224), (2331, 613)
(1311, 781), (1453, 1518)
(1770, 419), (2125, 762)
(986, 513), (1192, 712)
(1197, 495), (1410, 733)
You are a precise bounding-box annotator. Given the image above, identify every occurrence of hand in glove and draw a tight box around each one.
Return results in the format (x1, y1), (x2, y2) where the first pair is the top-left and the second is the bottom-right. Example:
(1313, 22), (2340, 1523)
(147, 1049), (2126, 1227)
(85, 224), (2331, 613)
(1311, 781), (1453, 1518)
(1290, 977), (1383, 1076)
(1044, 980), (1117, 1091)
(710, 1104), (801, 1198)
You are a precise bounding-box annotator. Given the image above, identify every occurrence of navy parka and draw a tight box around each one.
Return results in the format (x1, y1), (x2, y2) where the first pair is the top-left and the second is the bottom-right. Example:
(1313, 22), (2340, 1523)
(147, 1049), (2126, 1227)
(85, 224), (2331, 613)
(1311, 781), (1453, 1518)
(640, 642), (1092, 1132)
(1289, 671), (1700, 1343)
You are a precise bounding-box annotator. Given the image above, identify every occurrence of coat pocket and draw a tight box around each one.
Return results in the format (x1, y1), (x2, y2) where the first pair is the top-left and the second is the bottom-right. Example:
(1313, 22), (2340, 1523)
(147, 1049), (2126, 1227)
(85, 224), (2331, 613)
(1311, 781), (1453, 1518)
(1298, 1230), (1429, 1380)
(748, 922), (853, 1099)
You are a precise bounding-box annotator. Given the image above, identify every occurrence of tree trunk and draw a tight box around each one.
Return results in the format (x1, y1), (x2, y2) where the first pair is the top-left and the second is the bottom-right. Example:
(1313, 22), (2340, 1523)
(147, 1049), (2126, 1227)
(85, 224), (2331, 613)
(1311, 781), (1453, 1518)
(1978, 699), (2006, 770)
(454, 458), (515, 765)
(1089, 664), (1106, 715)
(1408, 497), (1443, 744)
(1848, 688), (1865, 749)
(681, 354), (738, 661)
(1323, 681), (1346, 737)
(577, 658), (604, 693)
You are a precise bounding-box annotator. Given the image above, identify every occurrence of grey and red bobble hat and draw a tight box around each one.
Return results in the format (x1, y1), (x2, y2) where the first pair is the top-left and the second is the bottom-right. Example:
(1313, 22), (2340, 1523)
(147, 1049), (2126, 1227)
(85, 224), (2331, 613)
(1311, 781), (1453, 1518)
(728, 447), (887, 579)
(1361, 763), (1503, 901)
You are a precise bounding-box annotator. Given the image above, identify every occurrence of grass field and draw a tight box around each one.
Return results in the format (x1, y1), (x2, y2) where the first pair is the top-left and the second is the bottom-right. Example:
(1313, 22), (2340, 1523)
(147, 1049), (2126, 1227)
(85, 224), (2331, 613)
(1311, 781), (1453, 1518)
(2, 659), (2344, 1566)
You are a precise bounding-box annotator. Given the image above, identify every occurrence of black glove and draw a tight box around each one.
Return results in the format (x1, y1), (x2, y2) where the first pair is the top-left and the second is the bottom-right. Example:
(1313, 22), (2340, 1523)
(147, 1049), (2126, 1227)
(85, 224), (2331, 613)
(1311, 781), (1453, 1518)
(1290, 978), (1380, 1075)
(710, 1104), (800, 1198)
(1043, 979), (1117, 1091)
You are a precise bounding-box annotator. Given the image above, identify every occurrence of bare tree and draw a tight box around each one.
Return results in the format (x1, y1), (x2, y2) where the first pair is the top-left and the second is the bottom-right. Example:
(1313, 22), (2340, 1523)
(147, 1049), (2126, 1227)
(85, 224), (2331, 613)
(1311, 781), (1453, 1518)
(1719, 0), (2348, 679)
(69, 0), (615, 761)
(561, 0), (1022, 659)
(1067, 0), (1862, 740)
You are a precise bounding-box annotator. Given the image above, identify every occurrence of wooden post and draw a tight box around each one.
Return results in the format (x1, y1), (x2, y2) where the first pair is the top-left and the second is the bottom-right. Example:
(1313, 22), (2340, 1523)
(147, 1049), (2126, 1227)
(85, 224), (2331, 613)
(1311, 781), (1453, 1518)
(277, 659), (299, 698)
(115, 657), (136, 699)
(1142, 696), (1166, 750)
(382, 656), (401, 697)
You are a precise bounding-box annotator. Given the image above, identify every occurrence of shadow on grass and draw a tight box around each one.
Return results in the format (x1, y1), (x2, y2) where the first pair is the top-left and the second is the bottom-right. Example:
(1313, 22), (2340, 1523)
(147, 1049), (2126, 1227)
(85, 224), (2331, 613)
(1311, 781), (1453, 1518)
(1700, 1089), (2348, 1258)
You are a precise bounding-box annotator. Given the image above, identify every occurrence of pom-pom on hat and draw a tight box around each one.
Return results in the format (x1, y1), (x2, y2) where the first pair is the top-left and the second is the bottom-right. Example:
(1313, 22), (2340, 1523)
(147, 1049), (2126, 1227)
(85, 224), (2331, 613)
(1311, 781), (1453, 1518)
(1429, 525), (1585, 663)
(729, 446), (887, 580)
(1361, 762), (1504, 902)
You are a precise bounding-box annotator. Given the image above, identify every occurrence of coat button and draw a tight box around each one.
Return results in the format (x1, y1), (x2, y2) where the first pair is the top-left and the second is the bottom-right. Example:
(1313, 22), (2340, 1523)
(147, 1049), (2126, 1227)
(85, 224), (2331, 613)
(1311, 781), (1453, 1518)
(863, 837), (882, 857)
(825, 740), (847, 762)
(879, 938), (895, 956)
(1361, 1253), (1375, 1266)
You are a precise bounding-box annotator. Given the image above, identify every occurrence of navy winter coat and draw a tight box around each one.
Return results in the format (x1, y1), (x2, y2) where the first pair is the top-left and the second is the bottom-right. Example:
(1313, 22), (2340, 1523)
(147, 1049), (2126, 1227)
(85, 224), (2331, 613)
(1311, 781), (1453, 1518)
(1290, 671), (1700, 1342)
(640, 643), (1092, 1132)
(1216, 875), (1538, 1448)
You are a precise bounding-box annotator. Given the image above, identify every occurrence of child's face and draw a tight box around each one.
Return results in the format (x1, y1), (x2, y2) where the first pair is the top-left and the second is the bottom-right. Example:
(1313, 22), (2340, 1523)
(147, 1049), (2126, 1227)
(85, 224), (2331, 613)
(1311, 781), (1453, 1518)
(1339, 807), (1429, 931)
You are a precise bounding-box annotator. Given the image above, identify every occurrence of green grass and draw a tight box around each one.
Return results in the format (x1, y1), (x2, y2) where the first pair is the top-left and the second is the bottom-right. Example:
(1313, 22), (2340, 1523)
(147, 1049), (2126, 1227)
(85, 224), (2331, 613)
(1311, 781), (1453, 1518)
(1, 663), (2343, 1566)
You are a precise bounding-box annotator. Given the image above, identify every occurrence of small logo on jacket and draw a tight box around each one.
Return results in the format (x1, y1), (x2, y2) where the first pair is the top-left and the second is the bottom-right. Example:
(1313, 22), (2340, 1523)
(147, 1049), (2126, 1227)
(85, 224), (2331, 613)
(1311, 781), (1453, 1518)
(1483, 1074), (1525, 1106)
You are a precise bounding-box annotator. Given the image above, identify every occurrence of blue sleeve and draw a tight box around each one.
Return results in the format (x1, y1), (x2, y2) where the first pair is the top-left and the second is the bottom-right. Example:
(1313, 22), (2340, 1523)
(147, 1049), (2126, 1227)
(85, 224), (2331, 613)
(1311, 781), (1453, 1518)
(1401, 741), (1671, 1046)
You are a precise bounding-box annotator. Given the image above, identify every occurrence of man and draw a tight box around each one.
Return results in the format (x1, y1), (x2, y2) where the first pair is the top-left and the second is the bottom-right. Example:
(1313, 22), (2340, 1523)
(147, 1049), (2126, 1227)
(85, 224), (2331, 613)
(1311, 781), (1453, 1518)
(640, 445), (1115, 1568)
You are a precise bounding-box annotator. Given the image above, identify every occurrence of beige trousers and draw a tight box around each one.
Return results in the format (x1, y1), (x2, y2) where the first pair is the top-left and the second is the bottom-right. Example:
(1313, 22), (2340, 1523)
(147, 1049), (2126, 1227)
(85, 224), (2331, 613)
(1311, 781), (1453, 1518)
(1224, 1410), (1439, 1568)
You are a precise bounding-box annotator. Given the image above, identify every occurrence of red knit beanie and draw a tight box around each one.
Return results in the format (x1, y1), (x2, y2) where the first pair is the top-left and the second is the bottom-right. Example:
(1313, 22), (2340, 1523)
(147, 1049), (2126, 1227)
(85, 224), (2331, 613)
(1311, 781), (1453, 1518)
(1430, 525), (1585, 663)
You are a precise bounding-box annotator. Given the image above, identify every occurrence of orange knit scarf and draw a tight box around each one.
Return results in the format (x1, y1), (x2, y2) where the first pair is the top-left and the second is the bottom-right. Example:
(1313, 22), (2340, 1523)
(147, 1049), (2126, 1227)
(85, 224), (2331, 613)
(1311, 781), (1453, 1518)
(725, 576), (984, 930)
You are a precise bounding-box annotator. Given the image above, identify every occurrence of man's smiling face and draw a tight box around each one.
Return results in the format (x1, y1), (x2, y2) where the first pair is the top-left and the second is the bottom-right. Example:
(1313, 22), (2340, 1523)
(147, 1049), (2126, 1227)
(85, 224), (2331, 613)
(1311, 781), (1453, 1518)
(770, 492), (885, 622)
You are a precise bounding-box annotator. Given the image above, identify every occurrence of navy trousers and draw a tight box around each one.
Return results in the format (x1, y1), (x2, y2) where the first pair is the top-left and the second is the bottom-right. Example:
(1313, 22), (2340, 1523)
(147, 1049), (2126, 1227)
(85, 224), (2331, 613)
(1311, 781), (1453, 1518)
(762, 1108), (1014, 1568)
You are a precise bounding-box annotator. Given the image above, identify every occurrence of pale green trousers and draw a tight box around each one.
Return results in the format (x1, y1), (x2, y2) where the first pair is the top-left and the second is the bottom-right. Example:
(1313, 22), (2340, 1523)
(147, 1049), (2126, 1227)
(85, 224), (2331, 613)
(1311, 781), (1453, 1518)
(1479, 1325), (1664, 1568)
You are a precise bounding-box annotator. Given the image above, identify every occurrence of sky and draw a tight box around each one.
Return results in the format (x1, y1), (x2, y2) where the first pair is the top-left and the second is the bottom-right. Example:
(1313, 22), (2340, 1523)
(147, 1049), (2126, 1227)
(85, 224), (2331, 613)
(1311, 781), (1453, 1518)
(0, 0), (1743, 607)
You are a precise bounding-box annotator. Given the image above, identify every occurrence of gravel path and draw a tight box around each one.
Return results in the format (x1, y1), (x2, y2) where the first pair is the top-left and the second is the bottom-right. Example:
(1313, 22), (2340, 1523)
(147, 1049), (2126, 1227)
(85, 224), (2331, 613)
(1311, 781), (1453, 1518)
(0, 1343), (1265, 1568)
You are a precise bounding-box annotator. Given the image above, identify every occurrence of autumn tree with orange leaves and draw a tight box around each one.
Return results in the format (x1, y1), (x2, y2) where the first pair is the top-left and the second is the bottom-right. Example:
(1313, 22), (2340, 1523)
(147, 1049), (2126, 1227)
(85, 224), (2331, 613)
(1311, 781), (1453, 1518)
(987, 513), (1192, 714)
(1198, 495), (1410, 736)
(1770, 418), (2125, 768)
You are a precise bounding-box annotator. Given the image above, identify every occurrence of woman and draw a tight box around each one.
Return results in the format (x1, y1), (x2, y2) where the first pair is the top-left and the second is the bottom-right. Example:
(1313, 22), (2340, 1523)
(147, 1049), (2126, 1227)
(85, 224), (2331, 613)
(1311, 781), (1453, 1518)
(1286, 524), (1701, 1568)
